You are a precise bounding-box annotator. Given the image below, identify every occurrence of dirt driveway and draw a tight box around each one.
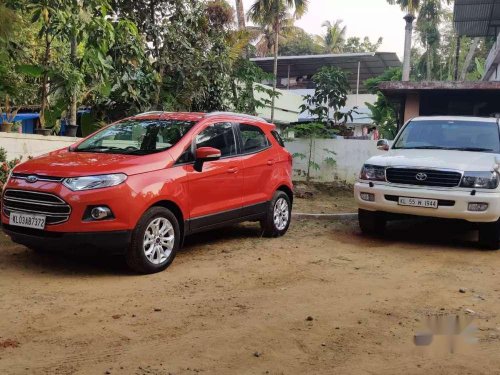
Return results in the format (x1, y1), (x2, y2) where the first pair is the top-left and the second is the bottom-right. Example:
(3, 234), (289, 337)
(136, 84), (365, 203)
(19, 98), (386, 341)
(1, 217), (500, 375)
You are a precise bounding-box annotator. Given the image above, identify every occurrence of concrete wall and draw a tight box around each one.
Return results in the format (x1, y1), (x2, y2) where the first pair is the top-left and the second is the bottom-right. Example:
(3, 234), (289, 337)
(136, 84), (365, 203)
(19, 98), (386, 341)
(285, 139), (387, 183)
(0, 133), (77, 160)
(1, 133), (384, 185)
(254, 84), (302, 124)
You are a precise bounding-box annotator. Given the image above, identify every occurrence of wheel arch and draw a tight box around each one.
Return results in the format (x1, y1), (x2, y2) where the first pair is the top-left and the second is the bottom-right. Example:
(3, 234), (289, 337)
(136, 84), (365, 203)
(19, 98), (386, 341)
(149, 200), (185, 238)
(276, 184), (294, 205)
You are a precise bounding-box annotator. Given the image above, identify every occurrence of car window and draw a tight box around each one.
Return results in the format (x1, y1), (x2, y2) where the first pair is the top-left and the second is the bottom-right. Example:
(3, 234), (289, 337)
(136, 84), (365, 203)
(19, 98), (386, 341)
(196, 122), (237, 158)
(271, 130), (285, 147)
(76, 119), (195, 155)
(394, 120), (500, 152)
(239, 124), (270, 153)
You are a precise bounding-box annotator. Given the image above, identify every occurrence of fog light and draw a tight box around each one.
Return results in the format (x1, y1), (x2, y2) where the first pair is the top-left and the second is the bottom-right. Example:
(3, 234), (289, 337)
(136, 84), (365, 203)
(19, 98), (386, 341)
(468, 203), (489, 212)
(360, 192), (375, 202)
(91, 206), (112, 220)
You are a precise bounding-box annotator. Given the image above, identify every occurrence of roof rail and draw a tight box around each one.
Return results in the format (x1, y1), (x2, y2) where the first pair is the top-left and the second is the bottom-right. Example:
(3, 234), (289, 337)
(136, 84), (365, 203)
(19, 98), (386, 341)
(134, 111), (166, 116)
(205, 111), (269, 123)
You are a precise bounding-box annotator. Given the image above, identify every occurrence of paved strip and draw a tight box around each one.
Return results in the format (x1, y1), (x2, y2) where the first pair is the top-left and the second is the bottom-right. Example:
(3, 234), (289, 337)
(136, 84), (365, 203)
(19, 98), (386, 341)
(292, 212), (358, 220)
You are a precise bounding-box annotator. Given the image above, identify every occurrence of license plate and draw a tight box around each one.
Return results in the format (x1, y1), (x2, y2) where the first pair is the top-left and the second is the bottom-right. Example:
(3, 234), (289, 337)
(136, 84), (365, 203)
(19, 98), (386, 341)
(9, 212), (46, 230)
(398, 197), (438, 209)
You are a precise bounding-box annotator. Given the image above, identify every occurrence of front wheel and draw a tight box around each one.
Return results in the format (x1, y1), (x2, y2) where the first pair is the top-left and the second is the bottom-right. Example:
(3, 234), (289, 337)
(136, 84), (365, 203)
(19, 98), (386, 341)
(126, 207), (180, 274)
(478, 220), (500, 250)
(261, 191), (292, 238)
(358, 209), (386, 236)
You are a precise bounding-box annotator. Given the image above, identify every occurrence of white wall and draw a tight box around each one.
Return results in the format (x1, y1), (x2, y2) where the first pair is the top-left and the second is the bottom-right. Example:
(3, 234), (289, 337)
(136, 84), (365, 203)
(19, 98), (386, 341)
(1, 133), (384, 185)
(254, 84), (302, 124)
(285, 138), (386, 183)
(0, 133), (77, 160)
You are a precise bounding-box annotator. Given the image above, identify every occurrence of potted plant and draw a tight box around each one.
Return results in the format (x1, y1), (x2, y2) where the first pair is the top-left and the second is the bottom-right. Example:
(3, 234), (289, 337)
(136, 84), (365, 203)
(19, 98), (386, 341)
(0, 95), (19, 133)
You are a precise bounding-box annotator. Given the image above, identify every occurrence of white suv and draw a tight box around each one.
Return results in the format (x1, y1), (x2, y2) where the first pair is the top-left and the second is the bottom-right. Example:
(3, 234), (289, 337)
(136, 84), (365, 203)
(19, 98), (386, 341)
(355, 116), (500, 249)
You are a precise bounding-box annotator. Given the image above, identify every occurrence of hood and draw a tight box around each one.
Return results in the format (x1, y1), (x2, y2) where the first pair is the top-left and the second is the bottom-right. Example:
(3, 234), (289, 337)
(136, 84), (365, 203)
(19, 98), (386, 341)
(13, 148), (174, 177)
(367, 149), (499, 172)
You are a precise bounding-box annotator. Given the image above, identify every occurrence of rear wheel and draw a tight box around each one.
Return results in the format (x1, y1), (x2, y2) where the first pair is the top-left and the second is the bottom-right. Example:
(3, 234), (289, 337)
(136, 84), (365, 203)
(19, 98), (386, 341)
(358, 209), (386, 236)
(261, 191), (292, 238)
(126, 207), (180, 274)
(478, 220), (500, 250)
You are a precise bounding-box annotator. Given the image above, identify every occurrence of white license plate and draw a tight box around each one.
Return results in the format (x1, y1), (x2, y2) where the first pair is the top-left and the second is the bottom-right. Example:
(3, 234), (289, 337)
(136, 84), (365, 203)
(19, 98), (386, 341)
(398, 197), (438, 209)
(9, 212), (46, 230)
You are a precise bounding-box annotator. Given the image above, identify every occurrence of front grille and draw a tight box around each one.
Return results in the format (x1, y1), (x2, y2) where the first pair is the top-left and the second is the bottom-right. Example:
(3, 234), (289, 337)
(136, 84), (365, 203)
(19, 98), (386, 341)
(2, 189), (71, 225)
(386, 168), (462, 188)
(12, 173), (63, 182)
(384, 195), (455, 207)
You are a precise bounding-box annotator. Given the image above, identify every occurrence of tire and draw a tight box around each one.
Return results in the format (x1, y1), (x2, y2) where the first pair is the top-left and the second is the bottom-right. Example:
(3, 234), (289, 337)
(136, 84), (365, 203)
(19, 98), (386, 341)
(28, 246), (51, 254)
(358, 209), (386, 236)
(478, 220), (500, 250)
(126, 207), (180, 274)
(261, 191), (292, 238)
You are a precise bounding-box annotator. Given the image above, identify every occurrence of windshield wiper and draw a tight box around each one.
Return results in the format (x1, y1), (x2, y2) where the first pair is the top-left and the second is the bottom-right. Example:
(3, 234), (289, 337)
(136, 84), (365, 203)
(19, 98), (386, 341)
(447, 147), (495, 152)
(77, 146), (124, 153)
(401, 146), (450, 150)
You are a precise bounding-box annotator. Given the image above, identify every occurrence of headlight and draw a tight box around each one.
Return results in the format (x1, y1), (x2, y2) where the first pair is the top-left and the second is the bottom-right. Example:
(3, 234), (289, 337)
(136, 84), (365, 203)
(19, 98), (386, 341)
(360, 164), (386, 181)
(460, 171), (499, 189)
(63, 173), (127, 191)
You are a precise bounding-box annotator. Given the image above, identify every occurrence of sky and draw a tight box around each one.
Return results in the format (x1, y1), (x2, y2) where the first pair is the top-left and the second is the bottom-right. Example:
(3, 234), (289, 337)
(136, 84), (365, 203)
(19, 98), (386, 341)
(236, 0), (408, 58)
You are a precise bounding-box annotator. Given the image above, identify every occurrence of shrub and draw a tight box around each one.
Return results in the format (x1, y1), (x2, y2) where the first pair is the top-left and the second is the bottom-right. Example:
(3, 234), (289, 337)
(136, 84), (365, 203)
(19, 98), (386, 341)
(0, 148), (22, 190)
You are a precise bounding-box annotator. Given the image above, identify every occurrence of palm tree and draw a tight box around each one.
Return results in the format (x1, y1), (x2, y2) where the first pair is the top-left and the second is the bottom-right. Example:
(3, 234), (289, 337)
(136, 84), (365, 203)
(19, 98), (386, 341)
(321, 20), (347, 53)
(235, 0), (246, 29)
(248, 0), (309, 122)
(387, 0), (420, 81)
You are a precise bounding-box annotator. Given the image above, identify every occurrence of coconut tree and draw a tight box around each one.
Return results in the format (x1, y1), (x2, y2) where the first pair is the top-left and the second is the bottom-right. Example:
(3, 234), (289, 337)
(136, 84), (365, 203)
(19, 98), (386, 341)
(247, 0), (309, 122)
(387, 0), (420, 81)
(235, 0), (246, 29)
(321, 20), (347, 54)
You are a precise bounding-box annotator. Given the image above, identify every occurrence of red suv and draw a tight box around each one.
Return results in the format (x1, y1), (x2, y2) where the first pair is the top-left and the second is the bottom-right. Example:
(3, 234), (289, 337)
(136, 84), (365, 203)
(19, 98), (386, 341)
(1, 112), (293, 273)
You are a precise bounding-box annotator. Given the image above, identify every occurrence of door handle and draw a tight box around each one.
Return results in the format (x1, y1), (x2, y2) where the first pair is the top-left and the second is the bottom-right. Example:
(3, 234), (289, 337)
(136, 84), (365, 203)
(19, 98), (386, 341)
(227, 167), (239, 174)
(267, 159), (275, 166)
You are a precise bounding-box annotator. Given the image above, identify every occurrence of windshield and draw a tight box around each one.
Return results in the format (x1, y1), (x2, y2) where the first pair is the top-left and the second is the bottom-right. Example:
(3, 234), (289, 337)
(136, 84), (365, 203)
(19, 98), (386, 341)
(76, 119), (196, 155)
(393, 120), (500, 153)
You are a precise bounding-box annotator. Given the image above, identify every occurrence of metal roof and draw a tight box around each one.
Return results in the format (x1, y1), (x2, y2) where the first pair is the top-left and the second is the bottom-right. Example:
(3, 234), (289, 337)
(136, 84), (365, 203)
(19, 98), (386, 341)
(250, 52), (401, 91)
(454, 0), (500, 37)
(379, 80), (500, 94)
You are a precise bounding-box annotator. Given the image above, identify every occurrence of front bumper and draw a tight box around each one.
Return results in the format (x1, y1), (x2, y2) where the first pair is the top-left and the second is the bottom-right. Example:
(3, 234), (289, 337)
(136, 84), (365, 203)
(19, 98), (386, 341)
(354, 182), (500, 223)
(2, 224), (131, 254)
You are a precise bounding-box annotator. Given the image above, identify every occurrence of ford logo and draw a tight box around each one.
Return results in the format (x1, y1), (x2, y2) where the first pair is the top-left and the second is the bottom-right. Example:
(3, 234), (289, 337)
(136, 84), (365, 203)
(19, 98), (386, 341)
(26, 175), (38, 183)
(415, 172), (428, 181)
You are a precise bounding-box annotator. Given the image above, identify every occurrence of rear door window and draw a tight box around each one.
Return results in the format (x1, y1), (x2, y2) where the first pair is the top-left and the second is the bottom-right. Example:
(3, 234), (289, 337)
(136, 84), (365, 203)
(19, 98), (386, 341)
(239, 124), (270, 154)
(196, 122), (237, 158)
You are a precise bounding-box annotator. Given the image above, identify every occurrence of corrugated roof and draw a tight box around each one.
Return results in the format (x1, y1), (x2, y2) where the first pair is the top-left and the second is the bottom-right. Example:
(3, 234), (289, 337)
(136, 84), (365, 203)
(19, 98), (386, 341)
(454, 0), (500, 37)
(250, 52), (401, 92)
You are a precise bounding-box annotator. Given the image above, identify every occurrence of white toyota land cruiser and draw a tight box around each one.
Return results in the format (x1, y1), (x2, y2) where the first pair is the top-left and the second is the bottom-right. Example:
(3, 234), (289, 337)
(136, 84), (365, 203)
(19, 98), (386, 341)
(355, 116), (500, 249)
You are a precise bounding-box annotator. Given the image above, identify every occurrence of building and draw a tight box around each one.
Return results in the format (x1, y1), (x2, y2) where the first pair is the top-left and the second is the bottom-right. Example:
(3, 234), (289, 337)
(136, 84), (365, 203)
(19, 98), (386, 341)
(251, 52), (401, 129)
(379, 0), (500, 127)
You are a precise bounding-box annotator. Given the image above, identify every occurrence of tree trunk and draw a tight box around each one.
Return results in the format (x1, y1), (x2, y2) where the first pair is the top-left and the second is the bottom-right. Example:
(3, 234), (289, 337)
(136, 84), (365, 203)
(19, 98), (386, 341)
(402, 13), (415, 82)
(235, 0), (245, 30)
(460, 37), (480, 80)
(40, 31), (51, 129)
(69, 34), (78, 128)
(426, 48), (432, 80)
(271, 21), (279, 123)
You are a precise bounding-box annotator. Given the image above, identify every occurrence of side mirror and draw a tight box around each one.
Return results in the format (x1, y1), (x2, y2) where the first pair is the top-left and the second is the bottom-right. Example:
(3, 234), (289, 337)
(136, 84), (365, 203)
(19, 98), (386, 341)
(194, 147), (221, 172)
(377, 139), (390, 151)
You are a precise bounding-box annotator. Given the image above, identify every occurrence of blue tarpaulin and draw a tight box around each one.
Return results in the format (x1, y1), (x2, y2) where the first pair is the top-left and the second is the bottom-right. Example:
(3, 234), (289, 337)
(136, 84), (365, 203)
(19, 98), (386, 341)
(1, 113), (40, 134)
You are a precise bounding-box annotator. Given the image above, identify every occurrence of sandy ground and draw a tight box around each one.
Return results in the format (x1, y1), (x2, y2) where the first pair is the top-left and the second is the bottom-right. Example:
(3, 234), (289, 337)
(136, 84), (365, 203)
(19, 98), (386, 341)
(293, 184), (357, 214)
(1, 217), (500, 375)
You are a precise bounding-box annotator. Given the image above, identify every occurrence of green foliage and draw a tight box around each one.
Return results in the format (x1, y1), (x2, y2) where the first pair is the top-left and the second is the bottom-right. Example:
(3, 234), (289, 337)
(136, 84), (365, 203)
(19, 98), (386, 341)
(0, 147), (22, 190)
(300, 66), (353, 125)
(344, 36), (383, 53)
(365, 67), (402, 94)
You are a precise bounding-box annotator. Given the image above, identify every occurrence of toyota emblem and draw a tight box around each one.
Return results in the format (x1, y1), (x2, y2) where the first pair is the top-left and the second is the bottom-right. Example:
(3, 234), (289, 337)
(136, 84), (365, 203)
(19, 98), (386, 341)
(415, 172), (428, 181)
(26, 175), (38, 183)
